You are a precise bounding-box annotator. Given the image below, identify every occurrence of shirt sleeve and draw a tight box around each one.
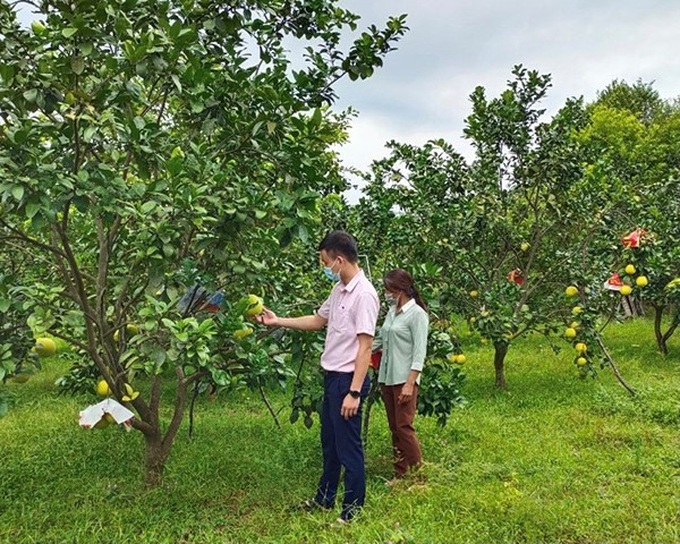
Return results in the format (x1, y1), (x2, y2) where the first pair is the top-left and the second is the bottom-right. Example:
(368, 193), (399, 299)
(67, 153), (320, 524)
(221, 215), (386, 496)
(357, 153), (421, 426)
(354, 291), (379, 337)
(317, 294), (331, 320)
(372, 326), (383, 351)
(410, 309), (429, 371)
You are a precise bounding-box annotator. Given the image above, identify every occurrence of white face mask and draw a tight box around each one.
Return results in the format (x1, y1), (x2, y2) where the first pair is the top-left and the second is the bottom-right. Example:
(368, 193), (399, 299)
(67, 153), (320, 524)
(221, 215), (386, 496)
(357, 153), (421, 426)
(385, 293), (398, 306)
(322, 258), (341, 282)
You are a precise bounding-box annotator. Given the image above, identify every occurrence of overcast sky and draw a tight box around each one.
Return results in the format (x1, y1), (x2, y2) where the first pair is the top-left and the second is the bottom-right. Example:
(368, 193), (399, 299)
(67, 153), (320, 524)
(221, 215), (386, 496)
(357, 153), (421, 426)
(15, 1), (680, 200)
(332, 0), (680, 199)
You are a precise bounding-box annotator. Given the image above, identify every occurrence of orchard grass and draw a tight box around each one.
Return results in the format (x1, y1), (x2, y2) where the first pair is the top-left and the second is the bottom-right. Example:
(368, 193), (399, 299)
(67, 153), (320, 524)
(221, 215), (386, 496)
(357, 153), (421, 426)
(1, 319), (680, 543)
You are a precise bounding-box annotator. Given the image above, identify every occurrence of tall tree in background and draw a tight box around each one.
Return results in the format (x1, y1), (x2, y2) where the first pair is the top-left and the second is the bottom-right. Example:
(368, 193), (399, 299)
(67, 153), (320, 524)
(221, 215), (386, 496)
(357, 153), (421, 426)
(355, 66), (637, 390)
(579, 80), (680, 355)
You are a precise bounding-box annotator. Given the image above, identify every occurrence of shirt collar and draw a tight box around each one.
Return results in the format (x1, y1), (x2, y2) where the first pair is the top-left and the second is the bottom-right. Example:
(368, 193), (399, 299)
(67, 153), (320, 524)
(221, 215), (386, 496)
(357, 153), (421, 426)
(340, 269), (365, 292)
(397, 298), (416, 314)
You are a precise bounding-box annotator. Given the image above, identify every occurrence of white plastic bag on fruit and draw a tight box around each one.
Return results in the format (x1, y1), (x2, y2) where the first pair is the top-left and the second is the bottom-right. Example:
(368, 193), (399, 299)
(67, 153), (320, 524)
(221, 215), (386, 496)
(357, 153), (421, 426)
(79, 398), (134, 429)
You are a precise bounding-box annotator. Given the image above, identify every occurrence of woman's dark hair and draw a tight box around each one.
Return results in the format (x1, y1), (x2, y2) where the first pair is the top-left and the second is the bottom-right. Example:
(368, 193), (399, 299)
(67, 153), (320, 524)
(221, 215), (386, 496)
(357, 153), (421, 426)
(383, 268), (428, 311)
(318, 230), (359, 263)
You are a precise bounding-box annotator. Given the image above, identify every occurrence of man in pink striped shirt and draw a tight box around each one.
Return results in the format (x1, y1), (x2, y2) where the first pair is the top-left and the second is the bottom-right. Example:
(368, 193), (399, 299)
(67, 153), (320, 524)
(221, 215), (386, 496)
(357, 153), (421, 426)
(256, 230), (379, 523)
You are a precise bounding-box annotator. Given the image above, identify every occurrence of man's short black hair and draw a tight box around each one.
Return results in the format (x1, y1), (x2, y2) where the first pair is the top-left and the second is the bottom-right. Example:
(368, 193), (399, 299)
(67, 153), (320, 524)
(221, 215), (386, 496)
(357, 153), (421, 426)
(318, 230), (359, 263)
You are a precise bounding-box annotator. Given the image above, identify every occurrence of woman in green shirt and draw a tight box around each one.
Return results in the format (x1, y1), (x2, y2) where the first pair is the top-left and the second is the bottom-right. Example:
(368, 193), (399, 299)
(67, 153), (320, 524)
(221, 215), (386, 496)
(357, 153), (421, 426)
(374, 269), (429, 482)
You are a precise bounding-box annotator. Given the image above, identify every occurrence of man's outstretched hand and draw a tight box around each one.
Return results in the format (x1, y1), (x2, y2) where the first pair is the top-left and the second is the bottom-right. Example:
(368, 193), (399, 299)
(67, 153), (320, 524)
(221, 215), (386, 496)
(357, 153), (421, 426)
(254, 307), (278, 327)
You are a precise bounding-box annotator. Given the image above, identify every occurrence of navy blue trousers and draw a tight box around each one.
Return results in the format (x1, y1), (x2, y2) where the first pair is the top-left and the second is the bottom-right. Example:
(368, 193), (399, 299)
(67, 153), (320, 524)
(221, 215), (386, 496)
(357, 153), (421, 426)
(314, 371), (370, 520)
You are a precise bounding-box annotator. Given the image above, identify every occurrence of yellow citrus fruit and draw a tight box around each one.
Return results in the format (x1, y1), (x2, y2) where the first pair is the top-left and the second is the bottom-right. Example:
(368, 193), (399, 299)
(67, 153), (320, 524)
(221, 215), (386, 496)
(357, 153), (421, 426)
(576, 357), (587, 366)
(96, 379), (111, 396)
(233, 327), (254, 340)
(620, 285), (632, 296)
(571, 306), (583, 315)
(635, 276), (648, 288)
(93, 417), (110, 429)
(456, 354), (466, 364)
(575, 342), (587, 353)
(244, 294), (264, 316)
(565, 286), (579, 297)
(114, 324), (138, 342)
(565, 328), (577, 339)
(521, 242), (530, 252)
(469, 290), (479, 298)
(34, 337), (57, 357)
(625, 264), (636, 275)
(104, 413), (116, 424)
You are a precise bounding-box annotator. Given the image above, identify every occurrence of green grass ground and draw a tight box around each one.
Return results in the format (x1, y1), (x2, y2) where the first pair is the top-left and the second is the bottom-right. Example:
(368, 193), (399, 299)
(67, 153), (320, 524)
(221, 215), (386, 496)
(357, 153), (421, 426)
(2, 319), (680, 543)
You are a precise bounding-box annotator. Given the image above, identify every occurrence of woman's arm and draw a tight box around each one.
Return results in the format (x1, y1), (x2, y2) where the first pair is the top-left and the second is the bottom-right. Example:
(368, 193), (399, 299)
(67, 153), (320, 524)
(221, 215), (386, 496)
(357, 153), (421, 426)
(409, 310), (429, 372)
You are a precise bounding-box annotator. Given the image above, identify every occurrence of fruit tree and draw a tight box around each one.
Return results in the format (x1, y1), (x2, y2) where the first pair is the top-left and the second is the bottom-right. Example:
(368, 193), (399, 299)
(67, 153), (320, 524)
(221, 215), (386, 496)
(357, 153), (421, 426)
(0, 0), (406, 485)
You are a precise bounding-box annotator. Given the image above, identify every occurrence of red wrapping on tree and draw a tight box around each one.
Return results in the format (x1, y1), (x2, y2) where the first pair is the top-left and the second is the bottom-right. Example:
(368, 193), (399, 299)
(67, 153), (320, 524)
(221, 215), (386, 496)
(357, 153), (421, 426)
(621, 228), (647, 248)
(507, 268), (525, 285)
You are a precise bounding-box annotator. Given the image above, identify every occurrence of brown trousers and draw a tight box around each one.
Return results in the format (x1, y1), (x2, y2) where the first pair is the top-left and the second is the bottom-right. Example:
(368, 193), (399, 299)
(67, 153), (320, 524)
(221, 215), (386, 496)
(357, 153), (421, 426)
(380, 384), (422, 477)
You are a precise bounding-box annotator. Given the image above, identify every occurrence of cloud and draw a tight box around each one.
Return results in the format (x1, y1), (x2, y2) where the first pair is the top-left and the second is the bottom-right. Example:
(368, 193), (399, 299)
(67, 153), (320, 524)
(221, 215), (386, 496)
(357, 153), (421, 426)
(334, 0), (680, 195)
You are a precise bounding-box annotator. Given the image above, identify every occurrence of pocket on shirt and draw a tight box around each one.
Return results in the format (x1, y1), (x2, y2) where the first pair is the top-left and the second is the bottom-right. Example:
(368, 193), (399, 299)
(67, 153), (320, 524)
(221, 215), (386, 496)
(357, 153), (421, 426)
(330, 307), (350, 333)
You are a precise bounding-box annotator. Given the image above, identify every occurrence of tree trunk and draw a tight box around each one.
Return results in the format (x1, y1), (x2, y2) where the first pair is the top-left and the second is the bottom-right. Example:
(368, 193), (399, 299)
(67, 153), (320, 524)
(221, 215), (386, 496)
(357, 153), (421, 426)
(653, 304), (668, 356)
(595, 334), (635, 397)
(143, 432), (167, 487)
(493, 341), (509, 390)
(139, 370), (193, 487)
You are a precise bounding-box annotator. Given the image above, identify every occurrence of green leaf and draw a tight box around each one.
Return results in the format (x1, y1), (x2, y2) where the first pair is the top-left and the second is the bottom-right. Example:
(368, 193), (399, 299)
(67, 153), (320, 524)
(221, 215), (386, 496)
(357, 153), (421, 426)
(0, 64), (15, 83)
(23, 89), (38, 102)
(62, 27), (78, 38)
(11, 185), (24, 201)
(71, 56), (85, 75)
(171, 74), (182, 93)
(310, 108), (322, 127)
(279, 228), (293, 247)
(83, 126), (96, 142)
(25, 202), (40, 219)
(211, 369), (228, 386)
(297, 224), (309, 243)
(141, 201), (156, 213)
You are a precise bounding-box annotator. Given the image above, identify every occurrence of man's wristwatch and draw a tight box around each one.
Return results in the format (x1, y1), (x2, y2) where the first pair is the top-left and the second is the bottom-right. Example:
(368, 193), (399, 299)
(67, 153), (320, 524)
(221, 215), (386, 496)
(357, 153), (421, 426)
(348, 389), (361, 399)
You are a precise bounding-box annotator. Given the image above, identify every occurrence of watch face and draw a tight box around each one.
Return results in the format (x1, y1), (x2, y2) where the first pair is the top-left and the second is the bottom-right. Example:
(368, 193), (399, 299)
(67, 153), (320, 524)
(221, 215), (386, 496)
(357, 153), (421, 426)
(349, 390), (360, 399)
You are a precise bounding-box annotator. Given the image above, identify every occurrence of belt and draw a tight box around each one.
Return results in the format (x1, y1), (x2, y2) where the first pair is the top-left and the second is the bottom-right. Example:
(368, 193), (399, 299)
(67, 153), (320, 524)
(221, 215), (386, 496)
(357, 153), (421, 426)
(323, 370), (353, 377)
